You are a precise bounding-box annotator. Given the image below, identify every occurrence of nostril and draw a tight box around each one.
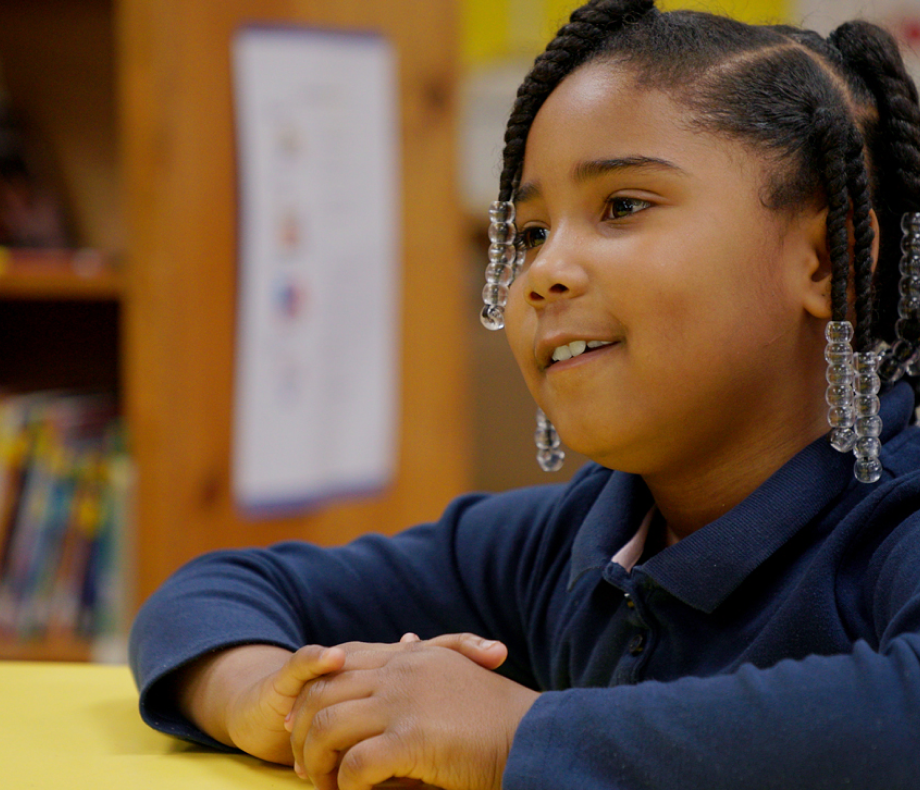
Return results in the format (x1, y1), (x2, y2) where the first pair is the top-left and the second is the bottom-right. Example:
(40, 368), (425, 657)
(529, 291), (545, 302)
(549, 283), (568, 294)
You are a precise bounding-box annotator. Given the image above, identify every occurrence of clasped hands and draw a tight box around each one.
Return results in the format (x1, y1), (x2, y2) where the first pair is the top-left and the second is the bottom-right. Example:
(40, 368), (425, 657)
(220, 633), (540, 790)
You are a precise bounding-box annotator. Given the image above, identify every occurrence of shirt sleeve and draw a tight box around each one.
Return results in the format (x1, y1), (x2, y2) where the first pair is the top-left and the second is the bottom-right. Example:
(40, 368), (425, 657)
(504, 515), (920, 790)
(128, 478), (584, 748)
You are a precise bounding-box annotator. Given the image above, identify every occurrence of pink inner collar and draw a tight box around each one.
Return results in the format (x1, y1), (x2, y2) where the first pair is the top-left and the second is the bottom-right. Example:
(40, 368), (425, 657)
(610, 506), (657, 573)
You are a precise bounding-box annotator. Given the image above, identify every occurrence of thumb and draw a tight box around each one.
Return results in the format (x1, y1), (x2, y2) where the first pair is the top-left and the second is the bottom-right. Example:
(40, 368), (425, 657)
(272, 644), (345, 698)
(423, 632), (508, 670)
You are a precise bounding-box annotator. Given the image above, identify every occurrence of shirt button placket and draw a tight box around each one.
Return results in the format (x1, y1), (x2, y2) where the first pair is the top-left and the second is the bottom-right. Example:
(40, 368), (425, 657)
(621, 584), (654, 680)
(628, 632), (645, 656)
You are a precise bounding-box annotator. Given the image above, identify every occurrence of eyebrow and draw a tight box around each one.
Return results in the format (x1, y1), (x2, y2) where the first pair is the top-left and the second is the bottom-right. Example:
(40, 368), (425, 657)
(514, 156), (686, 205)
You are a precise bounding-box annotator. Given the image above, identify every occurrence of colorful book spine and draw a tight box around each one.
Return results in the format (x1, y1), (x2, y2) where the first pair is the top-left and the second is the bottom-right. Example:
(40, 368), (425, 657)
(0, 391), (132, 646)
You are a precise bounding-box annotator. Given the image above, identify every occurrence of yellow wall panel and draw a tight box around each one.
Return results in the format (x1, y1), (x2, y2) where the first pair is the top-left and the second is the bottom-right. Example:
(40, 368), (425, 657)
(463, 0), (510, 64)
(464, 0), (791, 65)
(658, 0), (788, 22)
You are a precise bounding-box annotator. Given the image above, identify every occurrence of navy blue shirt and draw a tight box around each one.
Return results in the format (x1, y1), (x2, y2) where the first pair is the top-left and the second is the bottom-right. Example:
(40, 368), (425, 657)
(130, 382), (920, 788)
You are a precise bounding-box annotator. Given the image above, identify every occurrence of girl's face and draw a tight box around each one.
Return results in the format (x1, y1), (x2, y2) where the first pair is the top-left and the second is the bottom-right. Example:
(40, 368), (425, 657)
(504, 61), (833, 480)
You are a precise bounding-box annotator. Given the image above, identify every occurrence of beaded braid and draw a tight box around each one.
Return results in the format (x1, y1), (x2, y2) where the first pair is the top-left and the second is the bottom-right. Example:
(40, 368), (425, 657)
(829, 22), (920, 382)
(816, 108), (862, 454)
(841, 121), (885, 480)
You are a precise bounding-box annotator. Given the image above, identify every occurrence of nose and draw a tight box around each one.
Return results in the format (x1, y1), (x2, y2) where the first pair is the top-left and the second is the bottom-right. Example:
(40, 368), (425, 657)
(521, 228), (589, 308)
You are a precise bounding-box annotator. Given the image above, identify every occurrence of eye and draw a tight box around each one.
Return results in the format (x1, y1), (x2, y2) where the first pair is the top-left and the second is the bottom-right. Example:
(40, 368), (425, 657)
(519, 225), (549, 250)
(605, 196), (652, 220)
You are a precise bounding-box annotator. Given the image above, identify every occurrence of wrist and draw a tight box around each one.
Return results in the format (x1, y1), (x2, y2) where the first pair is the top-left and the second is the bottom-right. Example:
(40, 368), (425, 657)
(174, 644), (293, 747)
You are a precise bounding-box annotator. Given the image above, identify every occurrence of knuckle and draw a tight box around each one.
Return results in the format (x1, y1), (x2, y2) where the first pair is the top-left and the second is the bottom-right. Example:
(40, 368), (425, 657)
(338, 744), (373, 785)
(293, 643), (329, 670)
(308, 705), (337, 740)
(296, 678), (327, 717)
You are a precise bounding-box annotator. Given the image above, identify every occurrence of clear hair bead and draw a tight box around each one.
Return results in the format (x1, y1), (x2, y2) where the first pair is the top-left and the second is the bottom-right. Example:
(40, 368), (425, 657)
(852, 351), (883, 483)
(535, 408), (564, 472)
(880, 212), (920, 382)
(481, 201), (519, 331)
(825, 321), (856, 453)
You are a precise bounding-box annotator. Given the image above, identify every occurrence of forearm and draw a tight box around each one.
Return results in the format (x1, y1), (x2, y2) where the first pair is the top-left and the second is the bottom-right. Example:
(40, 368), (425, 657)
(506, 639), (920, 789)
(173, 644), (294, 749)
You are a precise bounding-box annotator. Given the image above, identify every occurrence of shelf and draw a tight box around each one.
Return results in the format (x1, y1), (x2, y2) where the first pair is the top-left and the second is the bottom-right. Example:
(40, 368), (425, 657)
(0, 248), (123, 301)
(0, 634), (92, 662)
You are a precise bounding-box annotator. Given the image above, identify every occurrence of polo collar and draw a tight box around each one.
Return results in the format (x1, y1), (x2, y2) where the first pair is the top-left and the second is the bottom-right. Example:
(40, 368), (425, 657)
(568, 381), (916, 612)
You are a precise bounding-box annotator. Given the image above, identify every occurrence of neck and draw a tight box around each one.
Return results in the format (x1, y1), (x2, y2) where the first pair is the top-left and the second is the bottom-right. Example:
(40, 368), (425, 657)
(642, 394), (830, 544)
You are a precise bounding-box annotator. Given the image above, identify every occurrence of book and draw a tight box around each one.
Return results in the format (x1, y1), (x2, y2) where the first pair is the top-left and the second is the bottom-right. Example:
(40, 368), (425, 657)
(0, 391), (131, 644)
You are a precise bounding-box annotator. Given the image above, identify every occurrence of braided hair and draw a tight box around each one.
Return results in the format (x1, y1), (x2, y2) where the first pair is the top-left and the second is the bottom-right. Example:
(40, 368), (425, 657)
(498, 0), (920, 366)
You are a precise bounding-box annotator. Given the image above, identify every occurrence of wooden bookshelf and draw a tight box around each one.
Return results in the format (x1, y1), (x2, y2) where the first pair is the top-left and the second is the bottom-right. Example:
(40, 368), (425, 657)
(0, 634), (91, 663)
(0, 0), (469, 661)
(0, 249), (123, 301)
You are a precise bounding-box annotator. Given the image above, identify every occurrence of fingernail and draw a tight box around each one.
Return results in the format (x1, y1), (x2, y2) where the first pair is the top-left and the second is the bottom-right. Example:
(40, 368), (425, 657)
(284, 714), (293, 732)
(479, 639), (498, 648)
(293, 761), (305, 778)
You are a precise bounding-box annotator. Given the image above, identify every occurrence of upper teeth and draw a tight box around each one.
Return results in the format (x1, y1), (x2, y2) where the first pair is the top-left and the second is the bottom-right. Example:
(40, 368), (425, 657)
(551, 339), (613, 362)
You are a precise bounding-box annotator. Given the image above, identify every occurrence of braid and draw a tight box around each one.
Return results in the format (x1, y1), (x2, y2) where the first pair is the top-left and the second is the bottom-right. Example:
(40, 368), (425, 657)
(847, 133), (876, 351)
(815, 108), (853, 325)
(767, 27), (877, 348)
(829, 21), (920, 342)
(499, 0), (657, 201)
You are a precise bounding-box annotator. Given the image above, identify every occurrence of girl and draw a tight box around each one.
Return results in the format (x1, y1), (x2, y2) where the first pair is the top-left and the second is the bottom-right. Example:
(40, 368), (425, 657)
(130, 1), (920, 788)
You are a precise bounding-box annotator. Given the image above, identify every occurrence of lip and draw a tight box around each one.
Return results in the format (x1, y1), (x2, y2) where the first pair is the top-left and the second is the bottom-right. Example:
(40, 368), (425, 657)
(546, 340), (622, 373)
(536, 333), (623, 371)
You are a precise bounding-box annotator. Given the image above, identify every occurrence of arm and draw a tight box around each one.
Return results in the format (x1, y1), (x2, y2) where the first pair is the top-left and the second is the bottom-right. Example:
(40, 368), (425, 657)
(500, 515), (920, 790)
(173, 643), (342, 764)
(129, 480), (588, 751)
(505, 637), (920, 790)
(288, 482), (920, 790)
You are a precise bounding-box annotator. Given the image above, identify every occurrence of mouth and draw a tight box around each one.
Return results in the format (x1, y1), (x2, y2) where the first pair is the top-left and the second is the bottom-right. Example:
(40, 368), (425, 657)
(546, 339), (619, 368)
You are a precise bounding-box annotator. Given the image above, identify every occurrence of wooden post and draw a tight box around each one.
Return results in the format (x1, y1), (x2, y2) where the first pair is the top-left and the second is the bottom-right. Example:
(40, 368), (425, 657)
(118, 0), (470, 607)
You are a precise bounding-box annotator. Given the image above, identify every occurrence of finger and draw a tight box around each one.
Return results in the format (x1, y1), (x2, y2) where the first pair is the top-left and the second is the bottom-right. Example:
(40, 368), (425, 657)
(289, 669), (374, 760)
(423, 632), (508, 670)
(298, 698), (386, 790)
(274, 645), (346, 699)
(399, 632), (421, 643)
(332, 641), (420, 671)
(337, 732), (415, 790)
(286, 640), (426, 733)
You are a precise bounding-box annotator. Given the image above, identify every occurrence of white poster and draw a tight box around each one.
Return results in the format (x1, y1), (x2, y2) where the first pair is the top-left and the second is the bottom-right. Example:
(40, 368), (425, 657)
(232, 27), (400, 515)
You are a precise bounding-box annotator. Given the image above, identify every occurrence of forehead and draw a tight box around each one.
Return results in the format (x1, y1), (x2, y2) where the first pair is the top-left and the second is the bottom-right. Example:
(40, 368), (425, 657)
(519, 61), (762, 192)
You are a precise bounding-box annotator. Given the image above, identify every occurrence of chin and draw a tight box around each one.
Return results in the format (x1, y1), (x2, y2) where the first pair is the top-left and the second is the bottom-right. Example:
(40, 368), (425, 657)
(552, 420), (647, 474)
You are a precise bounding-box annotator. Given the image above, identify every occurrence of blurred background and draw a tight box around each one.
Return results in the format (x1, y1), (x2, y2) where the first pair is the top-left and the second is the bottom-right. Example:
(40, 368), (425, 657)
(0, 0), (916, 662)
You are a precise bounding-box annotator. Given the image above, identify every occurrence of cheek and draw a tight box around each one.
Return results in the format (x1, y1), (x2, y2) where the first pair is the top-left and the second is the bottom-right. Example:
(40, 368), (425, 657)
(502, 287), (538, 379)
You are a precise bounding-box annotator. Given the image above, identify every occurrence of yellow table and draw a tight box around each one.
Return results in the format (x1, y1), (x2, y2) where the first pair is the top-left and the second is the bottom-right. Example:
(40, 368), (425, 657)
(0, 661), (307, 788)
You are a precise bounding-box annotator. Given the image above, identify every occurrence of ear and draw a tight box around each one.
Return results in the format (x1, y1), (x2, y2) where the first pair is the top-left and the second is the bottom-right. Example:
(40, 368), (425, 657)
(800, 207), (881, 320)
(800, 206), (834, 320)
